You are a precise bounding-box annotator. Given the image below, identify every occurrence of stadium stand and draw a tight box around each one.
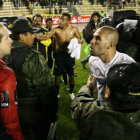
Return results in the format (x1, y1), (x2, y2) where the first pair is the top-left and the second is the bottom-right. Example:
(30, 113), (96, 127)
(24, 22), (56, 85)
(0, 1), (30, 16)
(74, 0), (106, 15)
(0, 0), (140, 17)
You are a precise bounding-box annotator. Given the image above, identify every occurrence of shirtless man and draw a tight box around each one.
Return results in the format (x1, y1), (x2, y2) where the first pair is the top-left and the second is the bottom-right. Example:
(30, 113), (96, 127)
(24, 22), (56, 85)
(38, 13), (82, 100)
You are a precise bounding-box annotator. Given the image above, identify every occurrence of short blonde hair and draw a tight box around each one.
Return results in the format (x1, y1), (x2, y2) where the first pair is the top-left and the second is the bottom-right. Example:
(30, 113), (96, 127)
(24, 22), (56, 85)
(0, 23), (4, 42)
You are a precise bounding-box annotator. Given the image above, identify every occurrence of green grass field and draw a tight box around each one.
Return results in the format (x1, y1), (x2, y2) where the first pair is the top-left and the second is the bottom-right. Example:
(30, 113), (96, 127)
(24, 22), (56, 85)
(55, 37), (91, 140)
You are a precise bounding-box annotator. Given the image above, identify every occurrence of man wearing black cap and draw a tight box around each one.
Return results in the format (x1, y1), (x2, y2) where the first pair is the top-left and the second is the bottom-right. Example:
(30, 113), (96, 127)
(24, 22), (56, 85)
(71, 62), (140, 140)
(3, 18), (58, 140)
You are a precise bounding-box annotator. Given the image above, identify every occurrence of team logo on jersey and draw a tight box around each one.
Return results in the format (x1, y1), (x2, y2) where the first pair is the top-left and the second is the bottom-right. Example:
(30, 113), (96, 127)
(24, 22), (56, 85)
(28, 21), (32, 28)
(0, 91), (9, 108)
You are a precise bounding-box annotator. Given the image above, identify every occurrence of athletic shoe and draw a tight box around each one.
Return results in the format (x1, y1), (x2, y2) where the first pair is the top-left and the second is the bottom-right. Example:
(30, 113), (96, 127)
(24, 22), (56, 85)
(61, 79), (64, 83)
(69, 93), (75, 100)
(57, 94), (60, 98)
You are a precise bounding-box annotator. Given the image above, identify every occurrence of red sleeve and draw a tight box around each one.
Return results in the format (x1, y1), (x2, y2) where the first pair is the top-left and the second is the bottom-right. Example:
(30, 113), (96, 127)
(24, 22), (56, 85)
(0, 69), (23, 140)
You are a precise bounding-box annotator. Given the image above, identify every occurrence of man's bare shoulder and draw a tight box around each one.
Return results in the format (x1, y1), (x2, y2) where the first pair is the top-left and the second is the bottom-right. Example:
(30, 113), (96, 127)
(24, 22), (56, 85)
(68, 25), (78, 29)
(67, 25), (79, 33)
(52, 26), (62, 31)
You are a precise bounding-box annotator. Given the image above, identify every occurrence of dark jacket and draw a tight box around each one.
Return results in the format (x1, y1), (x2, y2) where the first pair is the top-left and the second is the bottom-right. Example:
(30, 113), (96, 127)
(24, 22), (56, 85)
(33, 27), (49, 59)
(3, 41), (58, 126)
(71, 85), (140, 140)
(33, 27), (53, 69)
(83, 21), (100, 44)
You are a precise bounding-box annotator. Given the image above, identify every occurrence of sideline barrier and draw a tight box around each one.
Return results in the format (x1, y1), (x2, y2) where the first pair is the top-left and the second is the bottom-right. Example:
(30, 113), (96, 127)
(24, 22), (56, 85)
(35, 15), (90, 26)
(0, 15), (91, 26)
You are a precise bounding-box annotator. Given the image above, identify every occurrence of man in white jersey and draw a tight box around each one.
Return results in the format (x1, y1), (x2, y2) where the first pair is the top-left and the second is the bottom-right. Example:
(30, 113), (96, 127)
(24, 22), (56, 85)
(87, 26), (135, 106)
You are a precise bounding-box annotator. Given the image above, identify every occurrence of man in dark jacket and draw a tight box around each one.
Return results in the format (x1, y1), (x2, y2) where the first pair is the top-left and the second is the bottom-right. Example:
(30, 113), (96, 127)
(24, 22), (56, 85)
(71, 62), (140, 140)
(32, 14), (52, 69)
(4, 18), (58, 140)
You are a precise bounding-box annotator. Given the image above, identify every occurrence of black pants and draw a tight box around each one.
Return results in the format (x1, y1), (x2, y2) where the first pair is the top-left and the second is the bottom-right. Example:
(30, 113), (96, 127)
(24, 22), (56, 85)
(20, 120), (50, 140)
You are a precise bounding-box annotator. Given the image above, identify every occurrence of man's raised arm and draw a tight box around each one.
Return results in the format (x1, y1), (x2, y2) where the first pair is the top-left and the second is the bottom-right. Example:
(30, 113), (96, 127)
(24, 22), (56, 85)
(37, 27), (56, 40)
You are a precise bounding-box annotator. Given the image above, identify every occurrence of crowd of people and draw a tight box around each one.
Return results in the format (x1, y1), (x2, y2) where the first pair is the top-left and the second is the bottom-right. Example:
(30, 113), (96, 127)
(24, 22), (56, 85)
(0, 9), (140, 140)
(0, 12), (82, 139)
(11, 0), (82, 10)
(10, 0), (139, 12)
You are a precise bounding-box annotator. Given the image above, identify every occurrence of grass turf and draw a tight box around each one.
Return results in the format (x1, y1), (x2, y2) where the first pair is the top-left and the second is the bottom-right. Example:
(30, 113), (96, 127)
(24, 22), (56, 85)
(55, 38), (92, 139)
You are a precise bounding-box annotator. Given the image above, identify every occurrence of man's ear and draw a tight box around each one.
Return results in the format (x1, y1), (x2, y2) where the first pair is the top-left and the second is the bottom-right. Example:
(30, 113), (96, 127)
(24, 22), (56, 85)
(107, 41), (114, 49)
(19, 34), (24, 41)
(105, 85), (111, 99)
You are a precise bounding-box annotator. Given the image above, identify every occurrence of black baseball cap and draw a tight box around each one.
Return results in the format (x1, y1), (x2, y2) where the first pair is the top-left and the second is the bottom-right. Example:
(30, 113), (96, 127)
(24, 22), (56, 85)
(106, 62), (140, 111)
(11, 18), (39, 34)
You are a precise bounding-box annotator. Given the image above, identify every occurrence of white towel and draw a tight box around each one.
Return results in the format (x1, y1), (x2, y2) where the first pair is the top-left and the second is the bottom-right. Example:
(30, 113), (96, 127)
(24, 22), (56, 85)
(68, 38), (81, 60)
